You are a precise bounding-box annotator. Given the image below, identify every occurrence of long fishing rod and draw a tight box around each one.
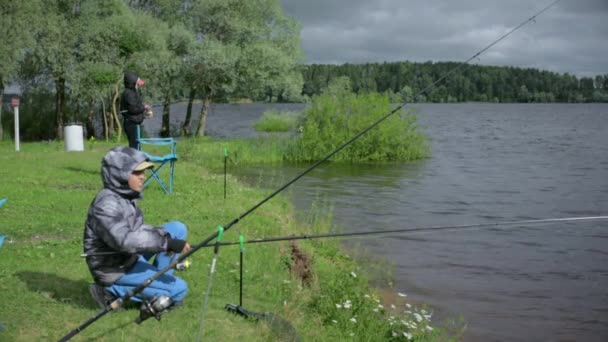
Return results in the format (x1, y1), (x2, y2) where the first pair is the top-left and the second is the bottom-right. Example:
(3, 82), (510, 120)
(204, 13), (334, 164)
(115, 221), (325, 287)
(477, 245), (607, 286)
(218, 216), (608, 246)
(58, 2), (561, 340)
(80, 216), (608, 258)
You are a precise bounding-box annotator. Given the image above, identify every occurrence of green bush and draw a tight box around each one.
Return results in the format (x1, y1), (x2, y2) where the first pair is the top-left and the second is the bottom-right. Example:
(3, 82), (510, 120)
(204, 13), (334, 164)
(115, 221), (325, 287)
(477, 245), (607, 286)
(285, 87), (429, 163)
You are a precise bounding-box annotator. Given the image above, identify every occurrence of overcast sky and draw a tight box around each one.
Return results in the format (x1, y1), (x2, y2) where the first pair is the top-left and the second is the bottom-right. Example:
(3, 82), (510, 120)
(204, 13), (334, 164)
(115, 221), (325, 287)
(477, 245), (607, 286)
(282, 0), (608, 78)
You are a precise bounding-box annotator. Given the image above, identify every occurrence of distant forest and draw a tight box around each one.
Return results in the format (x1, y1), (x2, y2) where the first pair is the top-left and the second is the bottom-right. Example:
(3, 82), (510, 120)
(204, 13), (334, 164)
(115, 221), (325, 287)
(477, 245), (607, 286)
(301, 61), (608, 103)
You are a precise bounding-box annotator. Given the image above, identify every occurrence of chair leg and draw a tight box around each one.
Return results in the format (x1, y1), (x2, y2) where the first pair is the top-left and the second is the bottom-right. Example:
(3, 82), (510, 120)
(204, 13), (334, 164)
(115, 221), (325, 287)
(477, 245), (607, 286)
(144, 164), (171, 194)
(169, 160), (175, 193)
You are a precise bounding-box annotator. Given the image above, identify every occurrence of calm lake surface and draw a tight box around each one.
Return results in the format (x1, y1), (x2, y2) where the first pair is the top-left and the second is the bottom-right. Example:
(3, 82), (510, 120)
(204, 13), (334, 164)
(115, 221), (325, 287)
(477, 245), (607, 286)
(146, 103), (608, 341)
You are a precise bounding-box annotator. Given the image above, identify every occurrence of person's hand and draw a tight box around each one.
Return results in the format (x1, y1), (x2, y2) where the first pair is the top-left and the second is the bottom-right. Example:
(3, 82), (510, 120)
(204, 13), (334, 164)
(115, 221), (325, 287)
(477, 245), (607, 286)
(181, 242), (192, 254)
(144, 103), (151, 110)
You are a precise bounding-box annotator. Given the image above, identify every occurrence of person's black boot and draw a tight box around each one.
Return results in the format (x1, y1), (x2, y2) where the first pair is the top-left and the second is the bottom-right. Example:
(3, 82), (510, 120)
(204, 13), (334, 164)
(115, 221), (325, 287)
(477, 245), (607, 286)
(88, 284), (115, 310)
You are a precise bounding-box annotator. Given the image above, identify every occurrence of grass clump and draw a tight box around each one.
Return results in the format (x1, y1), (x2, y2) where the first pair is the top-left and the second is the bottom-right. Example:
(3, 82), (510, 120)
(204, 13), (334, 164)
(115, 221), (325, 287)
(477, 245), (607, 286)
(254, 110), (301, 132)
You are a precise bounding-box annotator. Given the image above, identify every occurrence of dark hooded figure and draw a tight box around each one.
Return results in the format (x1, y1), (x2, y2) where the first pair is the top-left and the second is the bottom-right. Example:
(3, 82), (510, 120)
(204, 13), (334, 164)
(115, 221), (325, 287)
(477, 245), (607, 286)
(120, 71), (151, 149)
(84, 146), (192, 310)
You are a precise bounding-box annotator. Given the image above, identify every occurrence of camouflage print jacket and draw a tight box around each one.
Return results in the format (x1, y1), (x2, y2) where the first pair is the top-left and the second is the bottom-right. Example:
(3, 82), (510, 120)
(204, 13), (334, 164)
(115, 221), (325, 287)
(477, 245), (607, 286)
(83, 147), (169, 286)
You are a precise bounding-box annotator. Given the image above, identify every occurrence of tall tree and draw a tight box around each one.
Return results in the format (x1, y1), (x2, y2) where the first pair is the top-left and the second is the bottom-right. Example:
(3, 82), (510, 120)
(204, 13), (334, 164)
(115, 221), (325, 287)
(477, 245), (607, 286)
(186, 0), (303, 136)
(0, 1), (41, 140)
(69, 0), (131, 139)
(28, 0), (84, 139)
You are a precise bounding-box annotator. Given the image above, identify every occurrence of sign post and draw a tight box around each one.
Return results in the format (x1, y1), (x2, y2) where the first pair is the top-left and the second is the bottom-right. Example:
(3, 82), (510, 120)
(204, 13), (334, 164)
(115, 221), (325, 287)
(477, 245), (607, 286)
(11, 97), (20, 152)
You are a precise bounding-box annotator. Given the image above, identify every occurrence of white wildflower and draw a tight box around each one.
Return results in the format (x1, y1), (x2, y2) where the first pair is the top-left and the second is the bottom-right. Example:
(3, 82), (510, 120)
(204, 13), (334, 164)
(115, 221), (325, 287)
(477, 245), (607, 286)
(349, 317), (357, 323)
(343, 300), (352, 309)
(332, 320), (338, 324)
(373, 308), (379, 312)
(391, 304), (396, 310)
(378, 304), (384, 309)
(406, 303), (412, 308)
(403, 332), (413, 340)
(414, 313), (423, 322)
(426, 325), (434, 331)
(392, 331), (398, 337)
(349, 333), (355, 337)
(350, 272), (357, 278)
(364, 294), (371, 298)
(397, 292), (407, 297)
(336, 304), (342, 309)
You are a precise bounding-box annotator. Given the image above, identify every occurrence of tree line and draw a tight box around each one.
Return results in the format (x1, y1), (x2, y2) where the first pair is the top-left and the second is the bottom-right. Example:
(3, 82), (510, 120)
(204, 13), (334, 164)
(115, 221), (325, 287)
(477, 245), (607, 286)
(301, 62), (608, 104)
(0, 0), (303, 141)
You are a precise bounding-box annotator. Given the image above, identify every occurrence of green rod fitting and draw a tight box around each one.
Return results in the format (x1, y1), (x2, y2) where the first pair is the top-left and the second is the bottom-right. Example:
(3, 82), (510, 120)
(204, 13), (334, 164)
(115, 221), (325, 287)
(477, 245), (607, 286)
(217, 225), (224, 242)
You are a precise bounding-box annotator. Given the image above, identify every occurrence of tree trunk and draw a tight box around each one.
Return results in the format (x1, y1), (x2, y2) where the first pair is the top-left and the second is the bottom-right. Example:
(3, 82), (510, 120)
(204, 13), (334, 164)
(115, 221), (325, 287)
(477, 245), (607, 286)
(101, 97), (109, 141)
(86, 96), (95, 139)
(160, 94), (171, 137)
(182, 86), (196, 136)
(55, 76), (66, 139)
(195, 96), (210, 137)
(112, 82), (121, 141)
(0, 85), (4, 141)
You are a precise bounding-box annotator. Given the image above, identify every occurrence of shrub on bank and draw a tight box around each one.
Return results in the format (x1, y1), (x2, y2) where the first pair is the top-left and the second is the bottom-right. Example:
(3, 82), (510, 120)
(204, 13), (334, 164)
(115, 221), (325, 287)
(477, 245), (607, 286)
(285, 85), (429, 163)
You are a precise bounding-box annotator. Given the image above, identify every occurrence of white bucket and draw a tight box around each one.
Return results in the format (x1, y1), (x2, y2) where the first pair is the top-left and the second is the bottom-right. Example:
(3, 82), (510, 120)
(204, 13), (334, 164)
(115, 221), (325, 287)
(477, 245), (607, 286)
(64, 124), (84, 151)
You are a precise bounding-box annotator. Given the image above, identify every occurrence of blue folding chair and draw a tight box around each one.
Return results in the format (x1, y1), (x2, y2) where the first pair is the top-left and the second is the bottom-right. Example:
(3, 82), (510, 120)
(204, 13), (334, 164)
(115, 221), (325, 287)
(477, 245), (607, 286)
(136, 126), (178, 194)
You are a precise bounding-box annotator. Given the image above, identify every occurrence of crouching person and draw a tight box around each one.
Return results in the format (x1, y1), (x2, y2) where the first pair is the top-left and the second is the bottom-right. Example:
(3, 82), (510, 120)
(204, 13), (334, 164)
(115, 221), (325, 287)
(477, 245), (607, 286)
(83, 146), (191, 317)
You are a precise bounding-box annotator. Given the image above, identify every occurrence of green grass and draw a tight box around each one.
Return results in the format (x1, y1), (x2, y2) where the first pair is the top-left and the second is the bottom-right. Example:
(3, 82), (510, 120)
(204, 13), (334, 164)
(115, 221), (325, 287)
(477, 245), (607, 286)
(254, 110), (301, 132)
(0, 140), (452, 341)
(179, 136), (288, 170)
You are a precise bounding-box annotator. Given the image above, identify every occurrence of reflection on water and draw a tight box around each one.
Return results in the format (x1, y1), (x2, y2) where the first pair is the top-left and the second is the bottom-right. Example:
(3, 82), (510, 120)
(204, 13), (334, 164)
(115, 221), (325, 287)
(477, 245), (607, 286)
(151, 103), (608, 341)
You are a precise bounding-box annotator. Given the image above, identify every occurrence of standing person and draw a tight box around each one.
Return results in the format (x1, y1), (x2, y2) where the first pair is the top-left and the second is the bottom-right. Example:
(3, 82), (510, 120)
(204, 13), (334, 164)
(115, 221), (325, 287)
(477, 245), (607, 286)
(121, 71), (152, 149)
(84, 146), (191, 315)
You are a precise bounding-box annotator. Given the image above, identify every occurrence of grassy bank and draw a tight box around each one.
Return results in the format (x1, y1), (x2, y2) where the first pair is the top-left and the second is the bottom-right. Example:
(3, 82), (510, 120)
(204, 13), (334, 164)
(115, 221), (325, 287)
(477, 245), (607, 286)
(0, 140), (447, 341)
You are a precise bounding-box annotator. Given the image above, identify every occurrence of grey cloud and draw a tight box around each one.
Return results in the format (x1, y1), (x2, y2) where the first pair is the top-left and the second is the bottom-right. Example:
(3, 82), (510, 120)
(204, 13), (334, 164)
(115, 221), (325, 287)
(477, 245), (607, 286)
(282, 0), (608, 77)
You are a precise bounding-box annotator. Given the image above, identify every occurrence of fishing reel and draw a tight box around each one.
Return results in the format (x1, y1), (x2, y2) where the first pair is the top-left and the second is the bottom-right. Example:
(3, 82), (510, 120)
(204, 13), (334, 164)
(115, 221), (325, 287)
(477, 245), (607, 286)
(135, 295), (173, 324)
(145, 109), (154, 118)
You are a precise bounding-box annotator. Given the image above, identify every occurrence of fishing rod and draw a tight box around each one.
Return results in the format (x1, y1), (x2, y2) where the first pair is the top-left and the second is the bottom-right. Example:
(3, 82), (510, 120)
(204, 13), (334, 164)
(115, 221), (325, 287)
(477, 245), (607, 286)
(59, 2), (562, 340)
(80, 215), (608, 258)
(211, 216), (608, 246)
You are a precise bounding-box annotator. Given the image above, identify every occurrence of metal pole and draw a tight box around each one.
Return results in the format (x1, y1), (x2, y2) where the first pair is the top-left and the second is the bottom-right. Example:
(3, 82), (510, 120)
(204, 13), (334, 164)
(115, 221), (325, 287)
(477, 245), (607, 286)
(14, 106), (20, 152)
(224, 148), (228, 199)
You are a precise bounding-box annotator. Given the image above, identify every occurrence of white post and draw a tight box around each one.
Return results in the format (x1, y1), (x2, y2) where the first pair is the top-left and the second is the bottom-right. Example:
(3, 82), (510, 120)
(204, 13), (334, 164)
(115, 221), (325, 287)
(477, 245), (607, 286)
(14, 105), (20, 152)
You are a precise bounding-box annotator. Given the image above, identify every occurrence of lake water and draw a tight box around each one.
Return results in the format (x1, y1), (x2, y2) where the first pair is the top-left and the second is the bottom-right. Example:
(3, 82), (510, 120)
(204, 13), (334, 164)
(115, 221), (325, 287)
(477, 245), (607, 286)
(145, 102), (608, 341)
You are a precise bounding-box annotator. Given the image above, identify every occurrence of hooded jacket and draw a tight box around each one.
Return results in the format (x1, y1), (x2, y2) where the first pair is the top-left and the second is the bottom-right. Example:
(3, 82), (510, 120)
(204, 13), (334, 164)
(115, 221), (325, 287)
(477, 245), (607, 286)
(83, 147), (177, 286)
(120, 72), (146, 124)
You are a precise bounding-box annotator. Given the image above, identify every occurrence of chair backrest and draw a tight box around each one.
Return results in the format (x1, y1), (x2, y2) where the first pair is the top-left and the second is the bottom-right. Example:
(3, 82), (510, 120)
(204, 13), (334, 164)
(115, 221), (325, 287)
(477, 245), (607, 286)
(135, 125), (178, 193)
(136, 126), (177, 157)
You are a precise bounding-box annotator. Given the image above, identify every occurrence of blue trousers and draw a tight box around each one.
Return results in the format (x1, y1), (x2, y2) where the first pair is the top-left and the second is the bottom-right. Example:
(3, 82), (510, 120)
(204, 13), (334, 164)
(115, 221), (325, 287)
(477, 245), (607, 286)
(106, 221), (188, 303)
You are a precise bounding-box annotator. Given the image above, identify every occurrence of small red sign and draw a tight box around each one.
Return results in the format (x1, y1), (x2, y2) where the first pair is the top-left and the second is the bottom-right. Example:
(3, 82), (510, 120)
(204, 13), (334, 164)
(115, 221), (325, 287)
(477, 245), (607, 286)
(10, 97), (20, 108)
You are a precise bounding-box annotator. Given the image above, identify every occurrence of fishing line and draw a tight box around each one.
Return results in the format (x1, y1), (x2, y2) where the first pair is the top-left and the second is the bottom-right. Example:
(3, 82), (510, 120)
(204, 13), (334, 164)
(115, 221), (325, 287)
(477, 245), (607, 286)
(79, 216), (608, 255)
(59, 2), (562, 340)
